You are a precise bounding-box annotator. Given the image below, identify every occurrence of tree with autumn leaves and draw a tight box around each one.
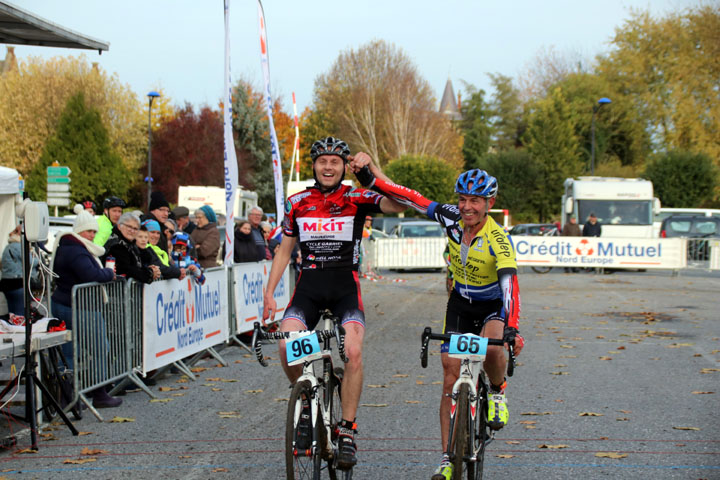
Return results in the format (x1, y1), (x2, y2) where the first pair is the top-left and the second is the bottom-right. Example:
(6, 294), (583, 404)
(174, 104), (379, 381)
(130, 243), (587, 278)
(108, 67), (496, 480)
(3, 5), (718, 218)
(146, 80), (295, 213)
(0, 55), (146, 176)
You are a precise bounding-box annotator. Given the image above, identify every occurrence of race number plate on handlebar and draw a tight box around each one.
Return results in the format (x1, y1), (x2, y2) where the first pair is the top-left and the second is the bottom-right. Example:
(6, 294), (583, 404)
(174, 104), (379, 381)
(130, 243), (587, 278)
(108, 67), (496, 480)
(286, 331), (323, 366)
(447, 334), (488, 360)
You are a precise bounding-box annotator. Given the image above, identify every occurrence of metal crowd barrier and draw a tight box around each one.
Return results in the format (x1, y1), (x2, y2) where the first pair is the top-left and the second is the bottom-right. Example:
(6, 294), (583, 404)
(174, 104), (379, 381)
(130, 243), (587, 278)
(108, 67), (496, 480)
(69, 280), (130, 419)
(685, 237), (720, 270)
(181, 266), (229, 369)
(371, 237), (447, 270)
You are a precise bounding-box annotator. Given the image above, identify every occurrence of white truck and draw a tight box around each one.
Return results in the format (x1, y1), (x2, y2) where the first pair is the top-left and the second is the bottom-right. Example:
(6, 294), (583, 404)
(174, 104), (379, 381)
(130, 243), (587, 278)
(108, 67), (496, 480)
(177, 185), (258, 220)
(561, 177), (660, 238)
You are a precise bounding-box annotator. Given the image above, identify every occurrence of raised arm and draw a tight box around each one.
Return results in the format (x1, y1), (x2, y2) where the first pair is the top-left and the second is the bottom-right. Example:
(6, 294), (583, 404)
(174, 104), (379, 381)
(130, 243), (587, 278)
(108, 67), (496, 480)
(262, 234), (297, 324)
(349, 153), (434, 216)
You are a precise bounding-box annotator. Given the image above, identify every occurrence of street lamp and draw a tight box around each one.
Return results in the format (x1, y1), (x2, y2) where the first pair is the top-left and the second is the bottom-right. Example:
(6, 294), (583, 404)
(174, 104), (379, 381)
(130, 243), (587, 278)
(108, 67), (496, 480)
(146, 91), (160, 205)
(590, 97), (611, 175)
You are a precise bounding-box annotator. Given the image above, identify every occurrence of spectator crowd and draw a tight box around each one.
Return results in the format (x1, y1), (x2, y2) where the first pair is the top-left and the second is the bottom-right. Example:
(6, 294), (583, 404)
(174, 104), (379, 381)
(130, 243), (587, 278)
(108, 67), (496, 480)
(0, 190), (284, 410)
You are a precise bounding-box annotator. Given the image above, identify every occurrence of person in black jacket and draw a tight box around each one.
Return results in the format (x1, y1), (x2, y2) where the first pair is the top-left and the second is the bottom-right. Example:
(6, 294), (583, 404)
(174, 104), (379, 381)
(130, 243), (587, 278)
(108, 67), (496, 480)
(51, 205), (123, 408)
(137, 221), (183, 280)
(234, 220), (263, 263)
(583, 213), (602, 237)
(102, 213), (160, 284)
(141, 191), (171, 254)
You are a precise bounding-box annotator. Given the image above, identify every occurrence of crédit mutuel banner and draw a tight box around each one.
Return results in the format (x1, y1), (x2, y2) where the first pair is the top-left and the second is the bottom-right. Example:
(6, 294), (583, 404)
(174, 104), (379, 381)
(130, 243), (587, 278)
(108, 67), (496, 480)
(515, 237), (686, 270)
(143, 269), (229, 373)
(233, 261), (291, 335)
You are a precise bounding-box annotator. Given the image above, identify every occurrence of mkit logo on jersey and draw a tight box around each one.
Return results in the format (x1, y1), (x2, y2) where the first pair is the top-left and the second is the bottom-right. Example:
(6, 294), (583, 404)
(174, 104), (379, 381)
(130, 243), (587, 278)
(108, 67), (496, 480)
(297, 216), (354, 242)
(303, 218), (345, 232)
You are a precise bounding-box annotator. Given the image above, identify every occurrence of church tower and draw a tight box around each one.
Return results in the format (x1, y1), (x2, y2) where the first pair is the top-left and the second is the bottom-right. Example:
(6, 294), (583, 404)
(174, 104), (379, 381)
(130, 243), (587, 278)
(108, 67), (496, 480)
(439, 78), (461, 121)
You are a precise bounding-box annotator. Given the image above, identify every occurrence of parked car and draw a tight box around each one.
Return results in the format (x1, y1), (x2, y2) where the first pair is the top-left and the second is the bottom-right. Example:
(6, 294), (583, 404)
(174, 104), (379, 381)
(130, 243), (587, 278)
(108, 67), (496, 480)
(371, 217), (413, 235)
(660, 215), (720, 261)
(369, 229), (390, 241)
(390, 221), (444, 238)
(46, 217), (75, 251)
(509, 223), (558, 236)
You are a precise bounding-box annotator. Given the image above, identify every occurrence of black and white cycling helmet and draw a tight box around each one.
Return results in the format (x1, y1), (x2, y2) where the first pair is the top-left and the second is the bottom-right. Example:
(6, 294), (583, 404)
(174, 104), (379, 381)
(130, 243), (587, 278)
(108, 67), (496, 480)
(310, 136), (351, 162)
(103, 196), (127, 210)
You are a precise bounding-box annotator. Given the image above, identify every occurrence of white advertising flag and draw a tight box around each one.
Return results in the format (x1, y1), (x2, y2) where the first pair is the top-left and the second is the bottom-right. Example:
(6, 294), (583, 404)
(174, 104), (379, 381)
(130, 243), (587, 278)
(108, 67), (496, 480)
(257, 0), (285, 226)
(223, 0), (239, 265)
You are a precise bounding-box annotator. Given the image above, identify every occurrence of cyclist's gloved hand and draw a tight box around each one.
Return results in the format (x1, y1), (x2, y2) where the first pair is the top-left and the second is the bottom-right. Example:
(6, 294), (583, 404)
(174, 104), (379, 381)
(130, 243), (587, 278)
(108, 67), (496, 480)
(355, 166), (375, 187)
(503, 327), (524, 355)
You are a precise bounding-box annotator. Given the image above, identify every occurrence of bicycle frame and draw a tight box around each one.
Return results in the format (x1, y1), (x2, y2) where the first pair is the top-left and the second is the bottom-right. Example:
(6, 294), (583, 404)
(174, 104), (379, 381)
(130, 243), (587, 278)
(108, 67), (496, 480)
(290, 315), (340, 458)
(252, 312), (349, 476)
(421, 327), (515, 476)
(446, 358), (491, 460)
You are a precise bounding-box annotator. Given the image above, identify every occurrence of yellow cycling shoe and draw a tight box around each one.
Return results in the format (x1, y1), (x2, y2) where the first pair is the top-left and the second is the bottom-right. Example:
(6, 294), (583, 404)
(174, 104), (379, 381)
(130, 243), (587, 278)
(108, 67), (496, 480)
(487, 392), (508, 430)
(431, 457), (453, 480)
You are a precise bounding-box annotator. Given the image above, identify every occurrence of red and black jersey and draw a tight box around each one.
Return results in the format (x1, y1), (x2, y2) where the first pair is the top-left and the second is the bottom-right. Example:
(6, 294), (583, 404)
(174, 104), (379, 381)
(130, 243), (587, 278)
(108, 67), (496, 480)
(283, 184), (383, 271)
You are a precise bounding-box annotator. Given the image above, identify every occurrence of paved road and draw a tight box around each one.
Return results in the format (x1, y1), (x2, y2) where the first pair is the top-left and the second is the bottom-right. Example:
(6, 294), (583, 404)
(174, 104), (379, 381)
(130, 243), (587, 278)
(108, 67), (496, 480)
(1, 269), (719, 479)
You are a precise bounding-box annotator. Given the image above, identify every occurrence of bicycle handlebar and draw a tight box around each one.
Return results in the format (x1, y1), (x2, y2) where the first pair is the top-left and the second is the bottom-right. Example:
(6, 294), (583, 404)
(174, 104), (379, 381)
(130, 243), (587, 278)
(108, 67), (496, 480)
(420, 327), (515, 377)
(252, 321), (348, 367)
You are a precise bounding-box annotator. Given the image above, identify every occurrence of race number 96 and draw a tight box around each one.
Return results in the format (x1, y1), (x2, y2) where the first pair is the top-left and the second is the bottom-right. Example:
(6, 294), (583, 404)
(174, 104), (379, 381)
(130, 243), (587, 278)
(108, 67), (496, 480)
(286, 333), (321, 363)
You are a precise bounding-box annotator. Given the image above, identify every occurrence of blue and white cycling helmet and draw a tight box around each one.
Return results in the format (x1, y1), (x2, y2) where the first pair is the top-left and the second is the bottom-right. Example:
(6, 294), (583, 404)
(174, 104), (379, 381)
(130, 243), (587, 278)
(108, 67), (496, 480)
(455, 169), (498, 198)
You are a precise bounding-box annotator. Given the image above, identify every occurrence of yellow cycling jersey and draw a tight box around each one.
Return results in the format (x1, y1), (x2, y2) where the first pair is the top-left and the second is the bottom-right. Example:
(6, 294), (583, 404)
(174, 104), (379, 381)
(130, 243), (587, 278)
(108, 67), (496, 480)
(429, 204), (516, 301)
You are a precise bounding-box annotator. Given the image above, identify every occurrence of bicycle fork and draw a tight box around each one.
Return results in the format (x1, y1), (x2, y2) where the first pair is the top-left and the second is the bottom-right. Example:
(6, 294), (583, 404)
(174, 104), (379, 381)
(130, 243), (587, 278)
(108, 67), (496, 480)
(445, 378), (496, 464)
(468, 389), (495, 462)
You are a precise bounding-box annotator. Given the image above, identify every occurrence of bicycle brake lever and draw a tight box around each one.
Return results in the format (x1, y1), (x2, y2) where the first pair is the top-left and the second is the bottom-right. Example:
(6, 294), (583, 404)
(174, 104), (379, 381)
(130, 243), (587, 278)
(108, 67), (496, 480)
(420, 327), (431, 368)
(335, 324), (349, 363)
(252, 322), (268, 367)
(507, 345), (515, 377)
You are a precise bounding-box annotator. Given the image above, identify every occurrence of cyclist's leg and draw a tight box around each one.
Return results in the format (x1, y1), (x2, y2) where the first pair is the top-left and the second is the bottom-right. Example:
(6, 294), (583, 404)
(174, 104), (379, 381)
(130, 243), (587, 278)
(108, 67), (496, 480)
(340, 320), (365, 414)
(331, 271), (367, 422)
(332, 271), (366, 469)
(438, 291), (466, 450)
(336, 319), (364, 469)
(481, 312), (509, 430)
(278, 315), (307, 383)
(278, 280), (321, 383)
(439, 353), (460, 449)
(480, 318), (506, 387)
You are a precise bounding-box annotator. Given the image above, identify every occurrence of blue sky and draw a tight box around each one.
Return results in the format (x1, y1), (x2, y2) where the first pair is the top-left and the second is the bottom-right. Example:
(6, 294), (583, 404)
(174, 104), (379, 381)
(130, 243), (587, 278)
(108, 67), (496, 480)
(9, 0), (690, 113)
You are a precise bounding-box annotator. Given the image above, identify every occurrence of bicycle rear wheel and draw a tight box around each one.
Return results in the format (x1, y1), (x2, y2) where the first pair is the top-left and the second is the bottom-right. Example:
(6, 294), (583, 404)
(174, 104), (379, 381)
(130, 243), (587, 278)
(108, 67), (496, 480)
(451, 384), (471, 480)
(286, 380), (320, 480)
(472, 390), (488, 479)
(531, 266), (552, 274)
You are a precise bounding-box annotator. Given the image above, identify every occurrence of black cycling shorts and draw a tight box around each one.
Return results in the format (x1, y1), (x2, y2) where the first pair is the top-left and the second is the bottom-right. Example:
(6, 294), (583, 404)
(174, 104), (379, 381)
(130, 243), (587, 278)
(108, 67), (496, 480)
(441, 290), (505, 353)
(282, 269), (365, 330)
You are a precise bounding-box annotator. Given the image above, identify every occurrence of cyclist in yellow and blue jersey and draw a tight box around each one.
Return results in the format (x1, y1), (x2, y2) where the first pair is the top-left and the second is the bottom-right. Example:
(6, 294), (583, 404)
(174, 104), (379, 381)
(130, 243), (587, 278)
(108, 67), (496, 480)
(350, 157), (525, 480)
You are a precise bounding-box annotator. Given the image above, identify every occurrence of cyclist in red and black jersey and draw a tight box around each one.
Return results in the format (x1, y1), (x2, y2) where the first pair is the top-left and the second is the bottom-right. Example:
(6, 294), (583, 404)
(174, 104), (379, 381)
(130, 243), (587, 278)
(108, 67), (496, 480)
(262, 137), (405, 470)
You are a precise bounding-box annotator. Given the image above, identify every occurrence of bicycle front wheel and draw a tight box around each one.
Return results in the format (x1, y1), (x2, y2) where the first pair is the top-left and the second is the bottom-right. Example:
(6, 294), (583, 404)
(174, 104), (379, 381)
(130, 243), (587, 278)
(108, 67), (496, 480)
(286, 380), (321, 480)
(451, 384), (472, 480)
(472, 389), (488, 479)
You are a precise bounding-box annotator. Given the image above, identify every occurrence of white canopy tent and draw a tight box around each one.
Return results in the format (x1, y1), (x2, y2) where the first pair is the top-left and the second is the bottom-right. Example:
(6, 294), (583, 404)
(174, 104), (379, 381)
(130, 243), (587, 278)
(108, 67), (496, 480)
(0, 165), (19, 256)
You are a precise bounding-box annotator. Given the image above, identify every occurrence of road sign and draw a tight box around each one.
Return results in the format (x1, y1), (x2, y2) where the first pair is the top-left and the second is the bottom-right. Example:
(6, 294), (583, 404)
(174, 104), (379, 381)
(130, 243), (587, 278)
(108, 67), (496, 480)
(47, 177), (71, 184)
(46, 197), (70, 207)
(46, 192), (71, 198)
(47, 166), (72, 176)
(47, 184), (70, 192)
